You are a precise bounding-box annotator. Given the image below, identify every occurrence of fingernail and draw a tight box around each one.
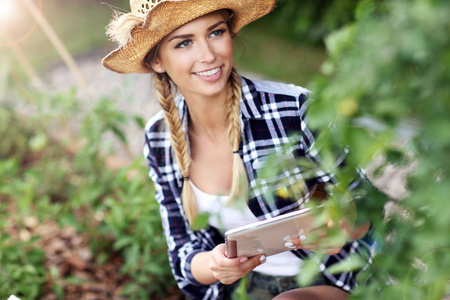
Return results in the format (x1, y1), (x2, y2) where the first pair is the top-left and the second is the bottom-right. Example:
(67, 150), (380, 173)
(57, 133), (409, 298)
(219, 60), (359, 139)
(240, 257), (248, 263)
(260, 255), (266, 263)
(284, 242), (294, 247)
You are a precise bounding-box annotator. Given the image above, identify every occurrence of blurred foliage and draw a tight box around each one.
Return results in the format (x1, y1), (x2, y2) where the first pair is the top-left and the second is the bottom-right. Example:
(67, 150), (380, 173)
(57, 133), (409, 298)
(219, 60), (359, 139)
(0, 233), (47, 299)
(302, 0), (450, 298)
(239, 0), (450, 297)
(249, 0), (379, 45)
(234, 26), (327, 85)
(235, 0), (368, 84)
(0, 86), (174, 298)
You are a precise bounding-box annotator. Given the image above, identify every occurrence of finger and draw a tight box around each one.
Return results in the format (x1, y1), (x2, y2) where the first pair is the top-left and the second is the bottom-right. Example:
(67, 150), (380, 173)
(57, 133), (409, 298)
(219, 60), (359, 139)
(246, 254), (266, 267)
(309, 228), (329, 239)
(238, 255), (266, 275)
(210, 244), (250, 268)
(338, 218), (354, 235)
(285, 237), (301, 249)
(350, 222), (370, 240)
(325, 247), (343, 255)
(303, 243), (344, 255)
(210, 256), (248, 270)
(285, 232), (317, 249)
(210, 254), (259, 273)
(213, 255), (265, 284)
(302, 244), (318, 251)
(327, 218), (335, 227)
(302, 244), (325, 253)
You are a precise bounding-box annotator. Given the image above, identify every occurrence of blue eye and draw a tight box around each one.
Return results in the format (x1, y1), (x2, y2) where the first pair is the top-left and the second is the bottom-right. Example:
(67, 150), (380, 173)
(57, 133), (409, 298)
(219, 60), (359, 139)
(210, 29), (226, 37)
(176, 40), (192, 48)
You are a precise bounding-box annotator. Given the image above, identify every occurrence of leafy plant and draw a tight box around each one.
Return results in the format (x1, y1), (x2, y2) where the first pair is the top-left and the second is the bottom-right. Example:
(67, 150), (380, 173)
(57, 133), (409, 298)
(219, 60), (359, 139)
(101, 161), (175, 298)
(0, 85), (176, 298)
(248, 0), (374, 45)
(304, 0), (450, 298)
(0, 235), (47, 299)
(236, 0), (449, 298)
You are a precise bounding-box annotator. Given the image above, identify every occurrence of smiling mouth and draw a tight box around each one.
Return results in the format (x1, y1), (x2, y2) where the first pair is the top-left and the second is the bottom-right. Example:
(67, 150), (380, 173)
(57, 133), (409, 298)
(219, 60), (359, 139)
(194, 67), (221, 77)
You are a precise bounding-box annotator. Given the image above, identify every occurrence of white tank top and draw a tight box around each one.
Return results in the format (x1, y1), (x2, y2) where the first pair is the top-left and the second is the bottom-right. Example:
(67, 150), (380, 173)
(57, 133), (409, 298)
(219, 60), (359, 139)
(190, 182), (302, 276)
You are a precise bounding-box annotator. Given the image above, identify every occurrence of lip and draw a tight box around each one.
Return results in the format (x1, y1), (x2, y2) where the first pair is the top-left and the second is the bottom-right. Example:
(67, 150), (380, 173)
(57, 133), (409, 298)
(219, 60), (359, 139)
(193, 66), (223, 82)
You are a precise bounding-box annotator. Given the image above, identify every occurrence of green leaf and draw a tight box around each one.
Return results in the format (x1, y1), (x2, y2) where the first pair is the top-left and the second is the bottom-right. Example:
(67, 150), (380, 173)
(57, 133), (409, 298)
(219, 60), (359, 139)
(114, 236), (134, 250)
(134, 116), (146, 129)
(111, 125), (127, 144)
(327, 254), (365, 275)
(232, 275), (251, 300)
(297, 257), (320, 287)
(54, 283), (65, 300)
(190, 213), (210, 231)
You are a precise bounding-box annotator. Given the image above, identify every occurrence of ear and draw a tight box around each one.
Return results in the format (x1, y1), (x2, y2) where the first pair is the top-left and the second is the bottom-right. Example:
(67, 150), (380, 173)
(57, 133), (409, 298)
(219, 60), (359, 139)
(150, 59), (165, 73)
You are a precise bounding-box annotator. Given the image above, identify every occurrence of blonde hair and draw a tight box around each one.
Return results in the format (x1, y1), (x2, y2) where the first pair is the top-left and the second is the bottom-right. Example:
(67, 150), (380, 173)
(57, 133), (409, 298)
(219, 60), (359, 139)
(154, 68), (248, 224)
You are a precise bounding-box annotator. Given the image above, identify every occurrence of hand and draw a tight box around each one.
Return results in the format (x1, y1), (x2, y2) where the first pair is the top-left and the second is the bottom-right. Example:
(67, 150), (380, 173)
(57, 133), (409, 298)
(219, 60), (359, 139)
(209, 243), (266, 285)
(284, 220), (370, 255)
(284, 228), (345, 255)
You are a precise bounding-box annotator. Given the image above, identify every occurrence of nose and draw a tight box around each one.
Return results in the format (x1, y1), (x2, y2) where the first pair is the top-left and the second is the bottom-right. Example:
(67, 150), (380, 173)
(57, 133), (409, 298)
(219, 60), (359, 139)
(198, 40), (216, 63)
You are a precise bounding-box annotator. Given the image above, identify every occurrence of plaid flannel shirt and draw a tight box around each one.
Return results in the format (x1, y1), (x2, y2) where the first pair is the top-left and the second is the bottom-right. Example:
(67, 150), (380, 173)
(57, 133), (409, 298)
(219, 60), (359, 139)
(143, 76), (375, 300)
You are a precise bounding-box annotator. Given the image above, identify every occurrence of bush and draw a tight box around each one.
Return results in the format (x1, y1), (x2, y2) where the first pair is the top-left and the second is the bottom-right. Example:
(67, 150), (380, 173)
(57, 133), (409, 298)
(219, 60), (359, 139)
(0, 87), (175, 299)
(250, 0), (371, 44)
(306, 0), (450, 298)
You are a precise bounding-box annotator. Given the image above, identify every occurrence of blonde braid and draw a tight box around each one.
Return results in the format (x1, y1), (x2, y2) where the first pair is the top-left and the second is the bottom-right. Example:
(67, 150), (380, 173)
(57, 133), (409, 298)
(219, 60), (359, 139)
(154, 73), (198, 224)
(226, 67), (249, 204)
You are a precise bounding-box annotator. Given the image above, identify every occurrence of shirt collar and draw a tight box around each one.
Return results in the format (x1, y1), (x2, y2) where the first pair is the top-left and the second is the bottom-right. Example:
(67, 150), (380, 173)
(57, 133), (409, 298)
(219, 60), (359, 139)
(239, 76), (263, 120)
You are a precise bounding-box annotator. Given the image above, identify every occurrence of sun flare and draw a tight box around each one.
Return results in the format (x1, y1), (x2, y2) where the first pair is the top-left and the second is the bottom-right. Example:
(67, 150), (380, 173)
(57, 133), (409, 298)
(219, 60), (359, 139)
(0, 0), (16, 22)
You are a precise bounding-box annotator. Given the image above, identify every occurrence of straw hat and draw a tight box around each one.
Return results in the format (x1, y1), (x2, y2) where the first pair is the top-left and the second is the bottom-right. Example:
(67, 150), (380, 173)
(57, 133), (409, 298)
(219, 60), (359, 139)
(102, 0), (277, 74)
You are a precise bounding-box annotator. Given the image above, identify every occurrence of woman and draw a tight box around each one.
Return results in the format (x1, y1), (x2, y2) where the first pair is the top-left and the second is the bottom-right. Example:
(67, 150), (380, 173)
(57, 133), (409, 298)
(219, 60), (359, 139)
(102, 0), (374, 299)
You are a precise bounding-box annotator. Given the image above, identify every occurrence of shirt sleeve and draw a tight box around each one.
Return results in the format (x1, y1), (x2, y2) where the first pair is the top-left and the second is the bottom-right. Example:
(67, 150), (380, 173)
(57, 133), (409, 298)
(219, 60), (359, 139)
(143, 122), (225, 300)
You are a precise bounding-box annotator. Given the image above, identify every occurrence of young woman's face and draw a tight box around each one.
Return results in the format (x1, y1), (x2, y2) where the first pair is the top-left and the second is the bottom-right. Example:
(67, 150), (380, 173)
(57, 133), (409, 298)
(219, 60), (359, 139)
(151, 11), (233, 101)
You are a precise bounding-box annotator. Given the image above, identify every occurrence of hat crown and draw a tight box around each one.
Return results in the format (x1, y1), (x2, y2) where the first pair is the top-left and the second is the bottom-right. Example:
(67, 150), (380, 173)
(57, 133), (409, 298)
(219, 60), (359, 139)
(131, 0), (185, 16)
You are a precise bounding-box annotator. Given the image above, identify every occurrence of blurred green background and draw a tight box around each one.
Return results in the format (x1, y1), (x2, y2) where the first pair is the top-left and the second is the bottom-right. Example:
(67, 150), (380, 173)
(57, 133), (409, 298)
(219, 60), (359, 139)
(1, 0), (449, 299)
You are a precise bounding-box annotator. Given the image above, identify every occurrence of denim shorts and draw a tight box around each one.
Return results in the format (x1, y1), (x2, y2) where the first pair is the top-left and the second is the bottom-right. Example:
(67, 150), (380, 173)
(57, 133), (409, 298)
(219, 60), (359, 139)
(223, 271), (335, 300)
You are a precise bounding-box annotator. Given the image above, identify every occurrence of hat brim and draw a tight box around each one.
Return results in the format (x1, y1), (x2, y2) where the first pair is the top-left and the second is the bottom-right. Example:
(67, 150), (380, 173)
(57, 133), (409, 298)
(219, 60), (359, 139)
(102, 0), (277, 74)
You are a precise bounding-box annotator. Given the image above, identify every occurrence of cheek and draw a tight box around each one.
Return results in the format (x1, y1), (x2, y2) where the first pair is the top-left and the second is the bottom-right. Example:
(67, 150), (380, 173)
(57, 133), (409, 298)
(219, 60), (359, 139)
(221, 38), (234, 59)
(162, 53), (193, 76)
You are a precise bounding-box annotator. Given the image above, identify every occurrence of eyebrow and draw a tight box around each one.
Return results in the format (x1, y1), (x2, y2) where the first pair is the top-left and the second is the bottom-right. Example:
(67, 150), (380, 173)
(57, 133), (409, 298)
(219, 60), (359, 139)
(167, 21), (226, 43)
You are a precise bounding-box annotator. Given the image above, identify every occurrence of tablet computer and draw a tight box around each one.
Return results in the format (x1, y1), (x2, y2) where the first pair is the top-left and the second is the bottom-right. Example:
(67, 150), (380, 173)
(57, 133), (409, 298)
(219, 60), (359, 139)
(225, 207), (322, 258)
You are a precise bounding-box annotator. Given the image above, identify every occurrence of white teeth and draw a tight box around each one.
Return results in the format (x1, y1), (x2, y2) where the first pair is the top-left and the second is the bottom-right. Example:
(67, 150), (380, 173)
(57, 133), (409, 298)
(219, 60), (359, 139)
(195, 67), (220, 77)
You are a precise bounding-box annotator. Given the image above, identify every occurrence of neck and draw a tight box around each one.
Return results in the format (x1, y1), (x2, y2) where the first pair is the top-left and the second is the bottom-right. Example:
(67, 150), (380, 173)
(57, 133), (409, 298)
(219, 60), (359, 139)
(186, 93), (229, 143)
